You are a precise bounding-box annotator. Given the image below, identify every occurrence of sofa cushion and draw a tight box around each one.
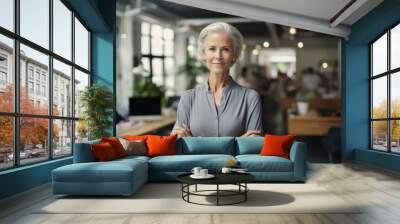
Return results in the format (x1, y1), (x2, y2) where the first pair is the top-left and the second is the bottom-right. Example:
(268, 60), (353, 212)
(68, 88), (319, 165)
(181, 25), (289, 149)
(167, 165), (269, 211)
(53, 159), (147, 183)
(91, 142), (118, 161)
(119, 138), (147, 156)
(123, 135), (148, 142)
(74, 140), (100, 163)
(101, 137), (127, 158)
(260, 135), (295, 159)
(235, 137), (264, 155)
(148, 154), (235, 172)
(115, 155), (150, 163)
(178, 137), (235, 155)
(236, 155), (293, 172)
(147, 135), (177, 157)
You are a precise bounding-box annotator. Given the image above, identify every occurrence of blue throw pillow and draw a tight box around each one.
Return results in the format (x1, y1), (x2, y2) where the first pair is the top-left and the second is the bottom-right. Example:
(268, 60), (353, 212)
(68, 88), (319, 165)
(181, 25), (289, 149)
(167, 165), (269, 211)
(235, 137), (264, 155)
(178, 137), (235, 155)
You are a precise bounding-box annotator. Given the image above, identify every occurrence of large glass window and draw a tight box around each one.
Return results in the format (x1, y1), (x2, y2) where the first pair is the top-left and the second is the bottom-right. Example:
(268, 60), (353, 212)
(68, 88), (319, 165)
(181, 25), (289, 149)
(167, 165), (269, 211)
(74, 69), (89, 142)
(19, 117), (49, 165)
(0, 35), (14, 112)
(53, 59), (72, 117)
(391, 24), (400, 70)
(53, 0), (72, 60)
(140, 22), (175, 94)
(0, 1), (91, 170)
(370, 23), (400, 154)
(53, 119), (72, 158)
(0, 116), (13, 170)
(20, 0), (49, 49)
(20, 44), (49, 116)
(74, 17), (89, 70)
(0, 0), (14, 32)
(74, 69), (89, 119)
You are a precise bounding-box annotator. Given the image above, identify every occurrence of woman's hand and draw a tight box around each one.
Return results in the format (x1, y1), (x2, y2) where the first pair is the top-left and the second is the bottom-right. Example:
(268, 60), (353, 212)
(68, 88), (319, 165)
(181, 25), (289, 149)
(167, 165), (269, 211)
(170, 123), (192, 138)
(241, 130), (261, 137)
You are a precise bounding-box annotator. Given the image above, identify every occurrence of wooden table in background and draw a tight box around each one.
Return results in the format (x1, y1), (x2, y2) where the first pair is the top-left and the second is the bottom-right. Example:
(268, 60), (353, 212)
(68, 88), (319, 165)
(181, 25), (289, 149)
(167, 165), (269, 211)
(117, 114), (176, 136)
(288, 115), (341, 136)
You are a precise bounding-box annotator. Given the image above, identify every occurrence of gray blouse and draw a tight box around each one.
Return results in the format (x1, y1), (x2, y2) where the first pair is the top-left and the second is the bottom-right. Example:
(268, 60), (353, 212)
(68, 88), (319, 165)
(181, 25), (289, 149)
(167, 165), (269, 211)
(173, 77), (263, 137)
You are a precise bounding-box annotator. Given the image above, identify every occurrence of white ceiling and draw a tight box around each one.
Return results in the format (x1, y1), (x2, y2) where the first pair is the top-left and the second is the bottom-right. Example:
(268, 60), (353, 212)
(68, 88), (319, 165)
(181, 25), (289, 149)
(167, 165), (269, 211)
(163, 0), (384, 38)
(227, 0), (352, 22)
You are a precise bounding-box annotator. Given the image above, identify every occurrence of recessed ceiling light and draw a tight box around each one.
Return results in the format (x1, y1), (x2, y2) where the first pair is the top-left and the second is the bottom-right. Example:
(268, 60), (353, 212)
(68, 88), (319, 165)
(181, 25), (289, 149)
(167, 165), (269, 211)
(289, 27), (297, 35)
(297, 42), (304, 48)
(263, 41), (270, 48)
(322, 62), (328, 69)
(252, 49), (259, 55)
(187, 45), (195, 52)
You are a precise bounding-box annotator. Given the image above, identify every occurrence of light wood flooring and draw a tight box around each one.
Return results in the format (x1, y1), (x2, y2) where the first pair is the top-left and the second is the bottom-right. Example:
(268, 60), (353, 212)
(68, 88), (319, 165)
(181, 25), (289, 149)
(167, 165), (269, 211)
(1, 162), (400, 224)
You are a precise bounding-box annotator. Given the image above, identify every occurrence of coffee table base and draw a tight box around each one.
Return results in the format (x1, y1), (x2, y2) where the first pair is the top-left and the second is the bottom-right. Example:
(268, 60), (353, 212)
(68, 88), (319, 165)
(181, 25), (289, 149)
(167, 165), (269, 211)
(181, 183), (249, 206)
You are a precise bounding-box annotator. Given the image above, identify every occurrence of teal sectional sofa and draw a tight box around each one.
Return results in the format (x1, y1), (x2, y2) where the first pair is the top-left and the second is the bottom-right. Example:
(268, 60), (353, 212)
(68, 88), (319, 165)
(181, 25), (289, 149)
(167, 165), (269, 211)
(52, 137), (307, 196)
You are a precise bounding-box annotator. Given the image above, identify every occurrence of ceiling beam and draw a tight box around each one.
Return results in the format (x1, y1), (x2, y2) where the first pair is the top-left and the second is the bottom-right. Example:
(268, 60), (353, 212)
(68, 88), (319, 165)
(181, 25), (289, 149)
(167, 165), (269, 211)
(177, 17), (254, 26)
(338, 0), (383, 25)
(330, 0), (367, 27)
(163, 0), (351, 38)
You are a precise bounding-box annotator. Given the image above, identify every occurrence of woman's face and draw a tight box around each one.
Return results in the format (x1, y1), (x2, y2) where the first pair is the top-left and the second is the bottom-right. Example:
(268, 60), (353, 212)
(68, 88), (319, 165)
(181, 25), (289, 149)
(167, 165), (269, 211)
(202, 32), (236, 75)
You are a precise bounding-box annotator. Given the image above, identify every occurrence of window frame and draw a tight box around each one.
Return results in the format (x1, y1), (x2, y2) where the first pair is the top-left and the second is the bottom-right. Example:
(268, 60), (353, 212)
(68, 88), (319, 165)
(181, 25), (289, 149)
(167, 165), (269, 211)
(140, 21), (174, 87)
(370, 20), (400, 154)
(0, 0), (92, 171)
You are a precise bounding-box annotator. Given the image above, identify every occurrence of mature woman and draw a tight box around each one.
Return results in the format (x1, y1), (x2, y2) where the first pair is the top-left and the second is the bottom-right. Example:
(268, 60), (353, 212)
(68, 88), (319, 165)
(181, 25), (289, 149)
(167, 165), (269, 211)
(171, 22), (263, 137)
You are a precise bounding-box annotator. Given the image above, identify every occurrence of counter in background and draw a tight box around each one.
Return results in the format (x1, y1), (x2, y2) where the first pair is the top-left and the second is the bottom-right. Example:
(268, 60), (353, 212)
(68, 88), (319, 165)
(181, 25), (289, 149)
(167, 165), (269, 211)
(288, 114), (341, 136)
(117, 113), (176, 136)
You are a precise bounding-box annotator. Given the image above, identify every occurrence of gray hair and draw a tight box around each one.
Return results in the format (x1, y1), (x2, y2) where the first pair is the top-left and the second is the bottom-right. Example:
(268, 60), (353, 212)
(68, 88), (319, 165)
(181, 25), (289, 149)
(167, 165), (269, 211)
(197, 22), (244, 60)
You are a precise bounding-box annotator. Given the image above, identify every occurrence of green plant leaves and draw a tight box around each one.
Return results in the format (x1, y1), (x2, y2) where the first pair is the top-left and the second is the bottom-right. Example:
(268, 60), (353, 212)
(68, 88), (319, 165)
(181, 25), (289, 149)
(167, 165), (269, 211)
(79, 84), (113, 140)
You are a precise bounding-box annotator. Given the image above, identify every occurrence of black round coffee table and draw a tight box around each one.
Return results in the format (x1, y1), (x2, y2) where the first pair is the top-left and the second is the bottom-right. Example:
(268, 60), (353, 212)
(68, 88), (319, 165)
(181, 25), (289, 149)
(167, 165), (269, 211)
(177, 173), (255, 206)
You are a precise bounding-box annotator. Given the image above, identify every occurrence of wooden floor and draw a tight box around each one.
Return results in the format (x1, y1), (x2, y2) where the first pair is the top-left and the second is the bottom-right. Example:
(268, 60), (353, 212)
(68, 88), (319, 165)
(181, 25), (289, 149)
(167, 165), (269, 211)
(1, 162), (400, 224)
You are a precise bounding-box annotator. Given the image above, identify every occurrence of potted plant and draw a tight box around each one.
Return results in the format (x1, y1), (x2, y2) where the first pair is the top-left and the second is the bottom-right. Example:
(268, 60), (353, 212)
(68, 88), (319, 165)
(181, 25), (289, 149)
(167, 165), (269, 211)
(296, 91), (313, 115)
(79, 84), (113, 140)
(177, 56), (208, 89)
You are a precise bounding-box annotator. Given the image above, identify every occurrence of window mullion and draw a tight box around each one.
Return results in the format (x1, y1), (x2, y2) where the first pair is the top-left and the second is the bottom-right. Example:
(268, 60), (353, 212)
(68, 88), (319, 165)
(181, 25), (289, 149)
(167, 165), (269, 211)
(71, 10), (76, 153)
(388, 29), (391, 152)
(370, 44), (373, 149)
(14, 0), (20, 166)
(49, 0), (53, 160)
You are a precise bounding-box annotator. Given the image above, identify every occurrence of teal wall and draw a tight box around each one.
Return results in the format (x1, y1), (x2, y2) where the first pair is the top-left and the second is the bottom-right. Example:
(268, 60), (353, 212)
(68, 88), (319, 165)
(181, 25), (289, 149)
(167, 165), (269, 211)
(91, 0), (116, 136)
(0, 158), (72, 199)
(344, 0), (400, 171)
(0, 0), (116, 200)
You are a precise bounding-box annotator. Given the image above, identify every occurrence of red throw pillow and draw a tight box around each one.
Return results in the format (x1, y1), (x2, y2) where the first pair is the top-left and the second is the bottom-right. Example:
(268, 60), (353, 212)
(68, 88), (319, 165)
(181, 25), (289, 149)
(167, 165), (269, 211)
(101, 137), (127, 158)
(123, 135), (148, 141)
(146, 135), (177, 157)
(91, 142), (117, 161)
(260, 134), (296, 159)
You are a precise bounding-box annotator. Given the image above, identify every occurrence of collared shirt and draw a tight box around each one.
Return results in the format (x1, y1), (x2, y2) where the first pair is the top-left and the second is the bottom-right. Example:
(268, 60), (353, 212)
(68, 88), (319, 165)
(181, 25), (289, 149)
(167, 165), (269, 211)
(173, 77), (263, 137)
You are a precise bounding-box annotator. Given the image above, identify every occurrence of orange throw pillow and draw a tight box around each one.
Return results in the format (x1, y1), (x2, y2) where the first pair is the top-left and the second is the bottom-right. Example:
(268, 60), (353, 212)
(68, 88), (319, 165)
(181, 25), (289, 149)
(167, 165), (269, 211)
(146, 135), (177, 157)
(260, 134), (296, 159)
(123, 135), (148, 141)
(91, 142), (117, 161)
(101, 137), (127, 158)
